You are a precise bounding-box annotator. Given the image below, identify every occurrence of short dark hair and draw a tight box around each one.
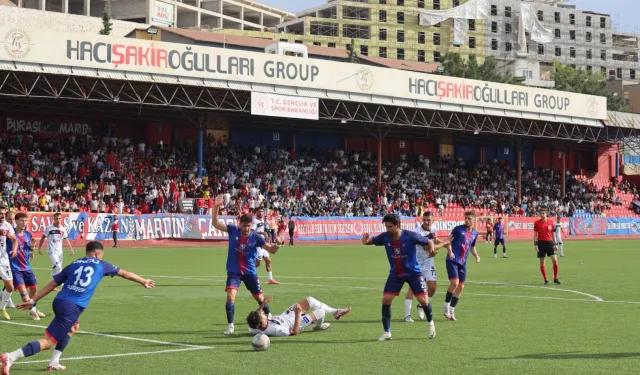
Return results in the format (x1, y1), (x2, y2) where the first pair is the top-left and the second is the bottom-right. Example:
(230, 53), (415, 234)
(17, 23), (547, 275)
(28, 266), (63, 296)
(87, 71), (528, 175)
(15, 212), (27, 220)
(53, 212), (62, 218)
(240, 214), (253, 224)
(246, 310), (263, 329)
(464, 210), (476, 217)
(86, 241), (104, 253)
(382, 214), (400, 227)
(422, 211), (433, 217)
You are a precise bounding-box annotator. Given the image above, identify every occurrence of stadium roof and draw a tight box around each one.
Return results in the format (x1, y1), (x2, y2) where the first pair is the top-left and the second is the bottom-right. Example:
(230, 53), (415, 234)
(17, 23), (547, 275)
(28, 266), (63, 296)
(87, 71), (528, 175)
(604, 111), (640, 130)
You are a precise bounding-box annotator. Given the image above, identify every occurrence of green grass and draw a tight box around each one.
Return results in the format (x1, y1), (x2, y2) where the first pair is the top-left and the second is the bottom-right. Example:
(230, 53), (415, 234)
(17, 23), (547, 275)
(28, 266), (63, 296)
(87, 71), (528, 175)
(3, 240), (640, 375)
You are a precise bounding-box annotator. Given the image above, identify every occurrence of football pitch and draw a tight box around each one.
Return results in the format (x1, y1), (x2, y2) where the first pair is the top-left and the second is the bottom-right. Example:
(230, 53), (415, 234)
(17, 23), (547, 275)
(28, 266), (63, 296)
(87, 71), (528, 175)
(2, 240), (640, 375)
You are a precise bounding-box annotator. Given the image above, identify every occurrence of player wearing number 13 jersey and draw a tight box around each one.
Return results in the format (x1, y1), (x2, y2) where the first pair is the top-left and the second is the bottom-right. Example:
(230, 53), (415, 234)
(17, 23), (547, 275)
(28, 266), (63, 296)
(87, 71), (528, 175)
(1, 241), (154, 374)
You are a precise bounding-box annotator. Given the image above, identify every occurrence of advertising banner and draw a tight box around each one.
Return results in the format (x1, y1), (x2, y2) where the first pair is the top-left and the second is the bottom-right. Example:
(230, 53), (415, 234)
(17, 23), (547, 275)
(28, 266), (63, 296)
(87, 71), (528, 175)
(150, 0), (175, 27)
(0, 27), (606, 120)
(251, 92), (319, 120)
(605, 217), (640, 236)
(569, 216), (607, 236)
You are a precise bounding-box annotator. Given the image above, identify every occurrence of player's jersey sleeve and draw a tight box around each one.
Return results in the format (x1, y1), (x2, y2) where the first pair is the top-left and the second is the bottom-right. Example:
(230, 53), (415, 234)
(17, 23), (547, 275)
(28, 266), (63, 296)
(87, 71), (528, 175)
(471, 232), (478, 247)
(409, 230), (430, 247)
(255, 234), (266, 248)
(102, 261), (121, 277)
(533, 221), (539, 232)
(53, 265), (69, 285)
(62, 227), (68, 239)
(450, 226), (460, 241)
(371, 234), (386, 246)
(227, 224), (238, 233)
(7, 225), (15, 237)
(43, 226), (51, 237)
(264, 322), (291, 337)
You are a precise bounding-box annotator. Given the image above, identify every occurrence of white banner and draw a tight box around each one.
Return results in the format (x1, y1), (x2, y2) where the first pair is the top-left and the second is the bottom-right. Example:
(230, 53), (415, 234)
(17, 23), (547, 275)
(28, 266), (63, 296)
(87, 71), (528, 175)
(150, 0), (175, 27)
(251, 92), (319, 120)
(0, 27), (607, 120)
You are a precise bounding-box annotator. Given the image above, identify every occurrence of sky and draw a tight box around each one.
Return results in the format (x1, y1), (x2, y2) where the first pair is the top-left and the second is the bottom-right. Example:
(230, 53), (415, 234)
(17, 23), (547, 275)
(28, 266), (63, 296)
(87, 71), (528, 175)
(259, 0), (639, 33)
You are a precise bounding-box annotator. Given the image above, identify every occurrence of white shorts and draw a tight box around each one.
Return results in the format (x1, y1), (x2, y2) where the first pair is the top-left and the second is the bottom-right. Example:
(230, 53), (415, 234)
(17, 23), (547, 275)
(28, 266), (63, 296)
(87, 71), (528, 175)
(419, 258), (437, 282)
(0, 263), (12, 281)
(48, 251), (63, 268)
(256, 248), (270, 260)
(280, 305), (314, 332)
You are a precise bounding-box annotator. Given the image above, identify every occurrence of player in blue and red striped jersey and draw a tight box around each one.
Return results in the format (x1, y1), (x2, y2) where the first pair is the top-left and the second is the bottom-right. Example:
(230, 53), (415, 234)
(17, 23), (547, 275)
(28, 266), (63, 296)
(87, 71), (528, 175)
(8, 212), (46, 321)
(211, 195), (283, 336)
(361, 214), (437, 341)
(0, 241), (154, 374)
(443, 211), (480, 322)
(493, 216), (507, 258)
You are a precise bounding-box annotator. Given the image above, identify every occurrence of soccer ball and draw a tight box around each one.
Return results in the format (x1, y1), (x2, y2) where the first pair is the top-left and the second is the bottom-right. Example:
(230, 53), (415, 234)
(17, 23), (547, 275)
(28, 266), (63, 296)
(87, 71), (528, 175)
(251, 333), (270, 351)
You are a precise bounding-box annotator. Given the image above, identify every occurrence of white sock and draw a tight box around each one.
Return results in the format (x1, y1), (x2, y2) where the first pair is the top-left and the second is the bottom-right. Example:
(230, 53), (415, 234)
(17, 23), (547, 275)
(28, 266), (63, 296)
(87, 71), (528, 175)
(228, 323), (234, 328)
(0, 290), (11, 310)
(50, 350), (62, 365)
(9, 349), (24, 362)
(404, 299), (412, 317)
(306, 297), (337, 314)
(30, 306), (37, 313)
(313, 309), (326, 327)
(267, 272), (273, 281)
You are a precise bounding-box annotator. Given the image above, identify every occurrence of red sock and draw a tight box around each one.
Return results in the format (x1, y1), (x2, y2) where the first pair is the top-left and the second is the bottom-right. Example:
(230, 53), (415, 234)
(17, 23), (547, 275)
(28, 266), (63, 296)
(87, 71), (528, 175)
(553, 264), (558, 279)
(540, 266), (547, 281)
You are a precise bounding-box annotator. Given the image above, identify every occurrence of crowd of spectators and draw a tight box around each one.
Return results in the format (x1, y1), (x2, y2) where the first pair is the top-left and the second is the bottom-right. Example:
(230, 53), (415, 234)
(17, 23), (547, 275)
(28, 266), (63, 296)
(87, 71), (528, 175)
(0, 133), (638, 218)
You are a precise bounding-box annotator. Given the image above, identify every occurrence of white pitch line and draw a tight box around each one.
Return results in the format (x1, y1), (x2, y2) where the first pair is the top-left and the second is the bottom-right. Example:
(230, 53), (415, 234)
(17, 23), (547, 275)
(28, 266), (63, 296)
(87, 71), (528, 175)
(0, 321), (211, 350)
(14, 347), (210, 365)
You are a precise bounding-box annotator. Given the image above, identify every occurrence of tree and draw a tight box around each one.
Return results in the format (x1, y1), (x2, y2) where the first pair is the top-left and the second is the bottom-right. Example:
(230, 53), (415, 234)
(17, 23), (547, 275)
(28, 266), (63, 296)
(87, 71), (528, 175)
(440, 53), (521, 84)
(347, 38), (359, 64)
(99, 6), (113, 36)
(552, 61), (628, 112)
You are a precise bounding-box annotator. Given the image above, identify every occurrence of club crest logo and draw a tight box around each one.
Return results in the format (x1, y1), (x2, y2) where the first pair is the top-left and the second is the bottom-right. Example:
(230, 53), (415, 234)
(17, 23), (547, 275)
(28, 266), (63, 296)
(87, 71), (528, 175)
(3, 29), (31, 59)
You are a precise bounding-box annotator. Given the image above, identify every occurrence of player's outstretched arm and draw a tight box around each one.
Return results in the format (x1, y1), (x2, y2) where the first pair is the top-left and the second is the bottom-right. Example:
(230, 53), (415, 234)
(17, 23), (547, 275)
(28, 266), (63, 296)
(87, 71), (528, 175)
(471, 246), (480, 263)
(65, 238), (75, 256)
(263, 242), (281, 254)
(256, 296), (273, 311)
(434, 237), (451, 250)
(361, 233), (375, 245)
(17, 280), (58, 310)
(37, 236), (45, 255)
(211, 195), (228, 233)
(117, 269), (155, 289)
(290, 303), (303, 336)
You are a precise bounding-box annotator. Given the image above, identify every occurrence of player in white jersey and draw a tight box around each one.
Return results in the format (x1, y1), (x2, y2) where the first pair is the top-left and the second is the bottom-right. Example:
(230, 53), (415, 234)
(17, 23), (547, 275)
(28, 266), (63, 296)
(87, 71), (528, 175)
(36, 213), (74, 290)
(0, 209), (18, 320)
(554, 216), (565, 257)
(252, 208), (279, 284)
(247, 296), (351, 337)
(404, 211), (450, 322)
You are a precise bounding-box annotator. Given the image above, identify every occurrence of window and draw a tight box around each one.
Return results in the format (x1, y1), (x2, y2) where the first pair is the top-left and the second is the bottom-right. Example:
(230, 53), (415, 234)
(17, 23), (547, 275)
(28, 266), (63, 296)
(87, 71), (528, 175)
(279, 38), (288, 42)
(379, 29), (387, 40)
(586, 49), (592, 59)
(491, 39), (498, 50)
(418, 50), (425, 62)
(554, 29), (560, 39)
(569, 14), (575, 24)
(631, 69), (636, 79)
(346, 44), (351, 52)
(505, 6), (511, 17)
(538, 44), (544, 55)
(469, 37), (476, 48)
(586, 16), (591, 27)
(418, 0), (424, 8)
(586, 32), (591, 42)
(360, 45), (368, 56)
(397, 48), (405, 60)
(537, 10), (543, 22)
(313, 42), (321, 46)
(328, 42), (336, 48)
(433, 33), (441, 45)
(505, 23), (512, 34)
(570, 30), (575, 40)
(469, 19), (476, 31)
(617, 68), (622, 79)
(379, 10), (387, 22)
(570, 47), (576, 58)
(554, 12), (560, 23)
(397, 12), (404, 24)
(433, 0), (440, 10)
(379, 0), (386, 3)
(600, 17), (606, 28)
(601, 67), (606, 74)
(397, 30), (405, 42)
(586, 65), (592, 73)
(569, 64), (576, 69)
(491, 5), (497, 16)
(491, 21), (498, 33)
(379, 46), (387, 58)
(397, 0), (404, 5)
(453, 0), (459, 6)
(418, 31), (425, 44)
(555, 46), (561, 56)
(295, 40), (302, 44)
(505, 42), (512, 51)
(601, 50), (606, 60)
(600, 33), (606, 44)
(433, 51), (441, 62)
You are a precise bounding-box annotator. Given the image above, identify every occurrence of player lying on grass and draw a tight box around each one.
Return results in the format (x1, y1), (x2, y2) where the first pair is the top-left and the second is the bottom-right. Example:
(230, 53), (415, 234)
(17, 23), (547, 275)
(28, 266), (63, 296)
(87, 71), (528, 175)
(247, 296), (351, 337)
(0, 241), (154, 374)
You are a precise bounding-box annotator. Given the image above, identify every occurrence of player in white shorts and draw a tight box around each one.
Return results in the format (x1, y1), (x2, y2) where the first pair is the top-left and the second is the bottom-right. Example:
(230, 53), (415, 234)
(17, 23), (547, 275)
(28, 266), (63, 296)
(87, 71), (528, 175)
(247, 296), (351, 337)
(0, 209), (18, 320)
(554, 215), (565, 257)
(404, 211), (450, 322)
(37, 213), (74, 290)
(252, 208), (279, 284)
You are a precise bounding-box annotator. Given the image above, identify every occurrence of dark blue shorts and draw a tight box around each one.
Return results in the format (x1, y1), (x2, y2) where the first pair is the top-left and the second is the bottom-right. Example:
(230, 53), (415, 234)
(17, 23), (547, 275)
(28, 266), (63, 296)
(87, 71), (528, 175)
(383, 273), (427, 296)
(12, 270), (38, 289)
(225, 272), (262, 296)
(45, 299), (84, 344)
(446, 260), (467, 283)
(494, 238), (506, 246)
